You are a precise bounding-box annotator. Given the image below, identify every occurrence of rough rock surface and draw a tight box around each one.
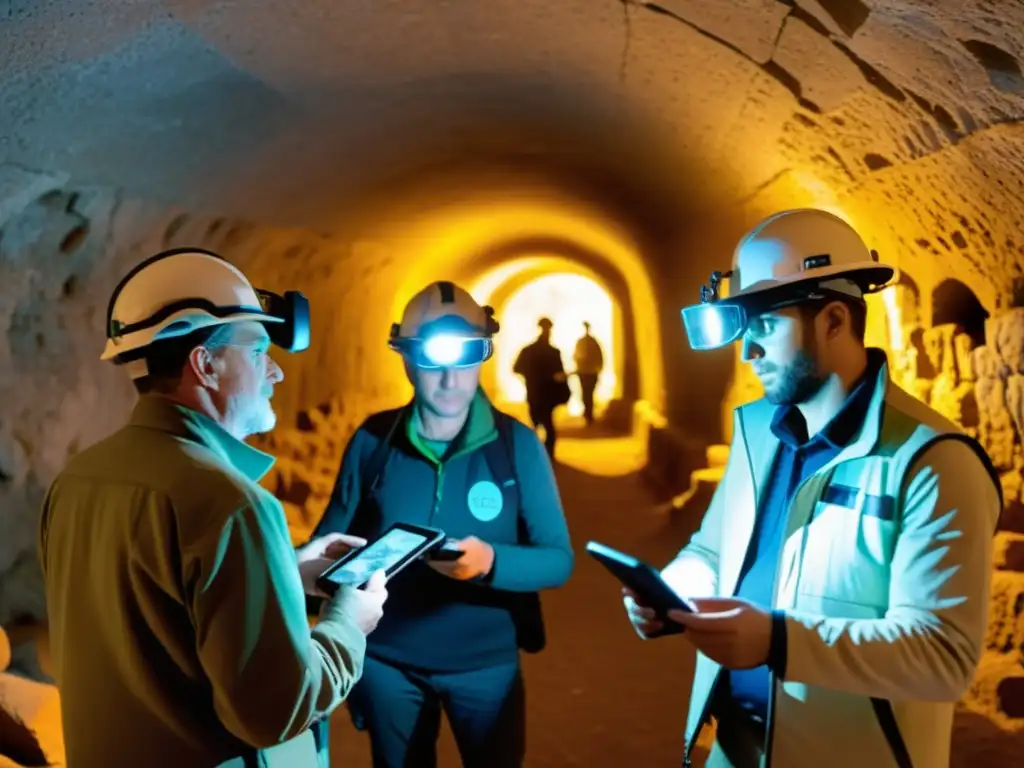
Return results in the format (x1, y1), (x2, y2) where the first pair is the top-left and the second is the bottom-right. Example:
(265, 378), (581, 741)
(1, 0), (1024, 759)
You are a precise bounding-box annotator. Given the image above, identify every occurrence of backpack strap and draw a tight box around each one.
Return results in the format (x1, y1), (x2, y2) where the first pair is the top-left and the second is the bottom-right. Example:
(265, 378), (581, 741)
(360, 407), (406, 501)
(483, 408), (521, 518)
(484, 408), (547, 654)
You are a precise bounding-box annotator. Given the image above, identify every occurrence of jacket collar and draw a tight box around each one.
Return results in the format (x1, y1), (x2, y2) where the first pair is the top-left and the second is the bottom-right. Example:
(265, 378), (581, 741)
(129, 395), (276, 482)
(838, 347), (890, 459)
(742, 348), (892, 500)
(769, 349), (885, 449)
(405, 388), (498, 464)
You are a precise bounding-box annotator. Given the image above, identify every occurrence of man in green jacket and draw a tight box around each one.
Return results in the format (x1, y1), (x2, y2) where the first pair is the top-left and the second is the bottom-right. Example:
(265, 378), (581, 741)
(310, 281), (574, 767)
(38, 248), (388, 768)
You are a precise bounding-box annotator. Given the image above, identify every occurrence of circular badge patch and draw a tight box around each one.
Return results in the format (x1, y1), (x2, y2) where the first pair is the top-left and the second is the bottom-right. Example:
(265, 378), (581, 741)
(467, 480), (504, 522)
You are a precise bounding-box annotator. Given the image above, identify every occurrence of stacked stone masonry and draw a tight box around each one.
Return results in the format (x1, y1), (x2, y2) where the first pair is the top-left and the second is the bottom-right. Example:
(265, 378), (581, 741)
(883, 282), (1024, 732)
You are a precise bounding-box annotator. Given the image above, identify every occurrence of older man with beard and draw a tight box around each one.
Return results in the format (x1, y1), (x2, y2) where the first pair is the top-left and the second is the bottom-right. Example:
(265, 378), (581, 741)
(39, 248), (387, 768)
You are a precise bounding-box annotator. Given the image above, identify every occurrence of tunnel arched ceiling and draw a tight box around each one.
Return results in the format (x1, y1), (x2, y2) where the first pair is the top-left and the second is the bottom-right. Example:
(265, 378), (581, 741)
(3, 0), (1023, 232)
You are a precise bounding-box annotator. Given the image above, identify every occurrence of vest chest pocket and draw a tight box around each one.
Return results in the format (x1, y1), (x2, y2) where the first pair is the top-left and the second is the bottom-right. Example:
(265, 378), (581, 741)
(800, 481), (898, 609)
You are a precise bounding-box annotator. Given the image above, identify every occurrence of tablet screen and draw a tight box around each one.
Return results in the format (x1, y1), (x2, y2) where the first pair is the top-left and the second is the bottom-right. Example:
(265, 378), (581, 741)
(323, 527), (431, 587)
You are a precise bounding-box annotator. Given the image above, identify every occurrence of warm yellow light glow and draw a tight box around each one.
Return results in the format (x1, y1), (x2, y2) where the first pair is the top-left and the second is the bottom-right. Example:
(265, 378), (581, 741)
(383, 191), (665, 413)
(789, 175), (856, 227)
(495, 273), (616, 418)
(880, 287), (904, 351)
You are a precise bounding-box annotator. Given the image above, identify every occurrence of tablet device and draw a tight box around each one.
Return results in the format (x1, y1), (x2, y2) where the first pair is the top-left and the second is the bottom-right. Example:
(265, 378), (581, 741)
(586, 540), (697, 635)
(316, 522), (446, 596)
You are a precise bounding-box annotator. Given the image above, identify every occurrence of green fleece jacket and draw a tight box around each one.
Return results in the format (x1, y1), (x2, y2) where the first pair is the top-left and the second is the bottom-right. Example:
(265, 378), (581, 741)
(315, 390), (574, 672)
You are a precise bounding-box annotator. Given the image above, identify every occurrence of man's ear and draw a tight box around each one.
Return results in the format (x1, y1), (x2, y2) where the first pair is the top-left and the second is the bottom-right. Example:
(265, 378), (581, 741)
(823, 301), (848, 339)
(187, 345), (220, 389)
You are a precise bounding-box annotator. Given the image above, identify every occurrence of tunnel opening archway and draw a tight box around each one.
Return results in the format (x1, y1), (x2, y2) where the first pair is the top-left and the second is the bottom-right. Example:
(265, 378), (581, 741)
(489, 271), (618, 419)
(381, 198), (666, 431)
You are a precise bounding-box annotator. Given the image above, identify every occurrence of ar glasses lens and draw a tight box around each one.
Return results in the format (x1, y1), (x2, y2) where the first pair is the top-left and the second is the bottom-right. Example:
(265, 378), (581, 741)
(413, 336), (490, 369)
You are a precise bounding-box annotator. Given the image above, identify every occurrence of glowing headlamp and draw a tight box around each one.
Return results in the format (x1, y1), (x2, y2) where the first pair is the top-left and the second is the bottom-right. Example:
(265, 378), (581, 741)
(392, 333), (493, 369)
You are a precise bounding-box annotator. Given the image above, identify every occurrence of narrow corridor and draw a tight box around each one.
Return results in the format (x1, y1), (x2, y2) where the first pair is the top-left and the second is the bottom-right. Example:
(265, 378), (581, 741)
(328, 434), (700, 766)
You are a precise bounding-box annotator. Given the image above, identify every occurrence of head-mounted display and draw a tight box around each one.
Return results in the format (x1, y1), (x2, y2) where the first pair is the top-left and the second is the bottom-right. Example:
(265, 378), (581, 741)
(254, 288), (311, 353)
(391, 333), (494, 369)
(680, 270), (865, 351)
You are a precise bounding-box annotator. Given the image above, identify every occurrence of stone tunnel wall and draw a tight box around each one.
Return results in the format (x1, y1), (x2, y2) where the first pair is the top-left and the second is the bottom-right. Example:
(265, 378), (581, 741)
(2, 153), (1024, 752)
(891, 292), (1024, 737)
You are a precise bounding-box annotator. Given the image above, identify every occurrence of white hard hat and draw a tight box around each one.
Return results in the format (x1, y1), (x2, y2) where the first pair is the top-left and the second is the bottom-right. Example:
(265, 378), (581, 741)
(729, 208), (896, 300)
(681, 209), (897, 350)
(102, 248), (307, 378)
(392, 281), (496, 339)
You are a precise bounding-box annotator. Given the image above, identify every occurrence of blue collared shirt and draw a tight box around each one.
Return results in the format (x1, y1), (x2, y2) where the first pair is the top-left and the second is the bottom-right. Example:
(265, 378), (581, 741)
(723, 350), (884, 721)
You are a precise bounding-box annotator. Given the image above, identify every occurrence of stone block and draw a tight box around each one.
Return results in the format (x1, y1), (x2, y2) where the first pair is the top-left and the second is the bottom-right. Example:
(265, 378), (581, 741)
(984, 570), (1024, 656)
(975, 377), (1017, 471)
(990, 309), (1024, 375)
(929, 374), (977, 427)
(1007, 374), (1024, 447)
(955, 333), (977, 382)
(922, 324), (959, 381)
(972, 345), (1004, 380)
(964, 651), (1024, 731)
(994, 532), (1024, 572)
(1001, 499), (1024, 536)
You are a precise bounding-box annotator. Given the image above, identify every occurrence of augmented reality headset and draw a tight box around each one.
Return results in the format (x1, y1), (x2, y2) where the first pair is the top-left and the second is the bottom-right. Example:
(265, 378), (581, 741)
(388, 313), (496, 370)
(254, 288), (310, 353)
(680, 270), (864, 351)
(389, 334), (494, 369)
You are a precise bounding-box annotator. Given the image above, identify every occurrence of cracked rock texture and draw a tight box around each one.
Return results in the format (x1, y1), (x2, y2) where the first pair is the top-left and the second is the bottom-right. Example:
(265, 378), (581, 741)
(2, 0), (1024, 762)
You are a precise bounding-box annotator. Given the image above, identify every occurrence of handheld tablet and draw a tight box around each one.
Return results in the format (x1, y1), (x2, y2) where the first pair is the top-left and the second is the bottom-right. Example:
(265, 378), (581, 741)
(586, 540), (697, 635)
(316, 522), (446, 596)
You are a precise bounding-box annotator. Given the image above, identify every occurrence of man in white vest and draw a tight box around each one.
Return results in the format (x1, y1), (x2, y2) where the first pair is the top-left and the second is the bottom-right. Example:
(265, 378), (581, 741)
(624, 209), (1002, 767)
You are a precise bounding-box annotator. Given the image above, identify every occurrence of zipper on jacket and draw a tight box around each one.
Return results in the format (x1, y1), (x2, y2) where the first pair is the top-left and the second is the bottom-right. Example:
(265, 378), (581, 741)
(427, 464), (443, 526)
(761, 461), (843, 767)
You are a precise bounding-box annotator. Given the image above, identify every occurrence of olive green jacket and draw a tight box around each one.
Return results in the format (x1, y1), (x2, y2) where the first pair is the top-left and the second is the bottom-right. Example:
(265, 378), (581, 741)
(39, 395), (366, 768)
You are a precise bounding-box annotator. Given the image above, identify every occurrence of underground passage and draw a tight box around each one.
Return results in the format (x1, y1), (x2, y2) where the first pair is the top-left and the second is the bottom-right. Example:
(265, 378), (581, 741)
(1, 1), (1023, 766)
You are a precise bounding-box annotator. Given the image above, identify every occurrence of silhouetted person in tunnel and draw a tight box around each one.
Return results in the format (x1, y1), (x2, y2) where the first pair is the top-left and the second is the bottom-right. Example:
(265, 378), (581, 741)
(513, 317), (571, 458)
(622, 209), (1001, 768)
(572, 320), (604, 425)
(309, 281), (573, 768)
(38, 248), (386, 768)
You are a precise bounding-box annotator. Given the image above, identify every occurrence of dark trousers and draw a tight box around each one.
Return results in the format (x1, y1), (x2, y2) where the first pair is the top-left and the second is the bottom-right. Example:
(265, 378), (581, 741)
(527, 402), (556, 458)
(349, 656), (526, 768)
(577, 374), (598, 424)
